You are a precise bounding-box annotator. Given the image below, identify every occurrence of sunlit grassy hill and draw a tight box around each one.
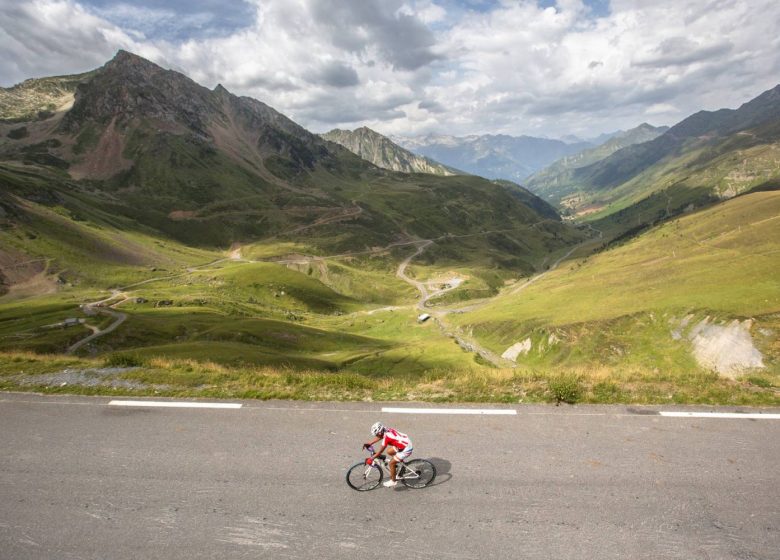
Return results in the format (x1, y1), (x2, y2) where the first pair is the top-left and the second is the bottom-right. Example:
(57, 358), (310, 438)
(451, 191), (780, 382)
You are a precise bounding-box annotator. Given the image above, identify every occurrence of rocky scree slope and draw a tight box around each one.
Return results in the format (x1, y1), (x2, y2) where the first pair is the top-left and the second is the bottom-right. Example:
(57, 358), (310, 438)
(0, 72), (95, 122)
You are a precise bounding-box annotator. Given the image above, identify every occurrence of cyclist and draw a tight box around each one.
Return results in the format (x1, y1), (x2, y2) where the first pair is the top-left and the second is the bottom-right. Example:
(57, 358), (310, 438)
(363, 422), (413, 488)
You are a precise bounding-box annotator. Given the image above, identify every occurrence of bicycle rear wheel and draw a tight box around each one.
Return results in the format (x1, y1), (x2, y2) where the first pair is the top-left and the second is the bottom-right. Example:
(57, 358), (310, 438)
(346, 462), (383, 491)
(399, 459), (436, 488)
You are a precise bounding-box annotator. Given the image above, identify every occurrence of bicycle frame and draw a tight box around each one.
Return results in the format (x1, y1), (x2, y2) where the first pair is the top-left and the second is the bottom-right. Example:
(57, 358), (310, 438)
(364, 447), (420, 481)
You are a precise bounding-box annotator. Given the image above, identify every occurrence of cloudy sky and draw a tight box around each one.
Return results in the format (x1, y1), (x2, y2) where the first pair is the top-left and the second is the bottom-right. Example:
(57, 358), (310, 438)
(2, 0), (779, 139)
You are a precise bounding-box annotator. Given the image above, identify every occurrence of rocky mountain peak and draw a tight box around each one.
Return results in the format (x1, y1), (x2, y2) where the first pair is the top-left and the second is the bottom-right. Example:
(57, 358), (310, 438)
(321, 127), (456, 176)
(59, 50), (218, 135)
(106, 49), (153, 69)
(96, 50), (182, 89)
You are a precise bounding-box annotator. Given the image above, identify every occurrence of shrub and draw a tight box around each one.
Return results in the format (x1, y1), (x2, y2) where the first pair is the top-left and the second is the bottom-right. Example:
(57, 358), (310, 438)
(548, 373), (582, 404)
(8, 127), (29, 140)
(103, 353), (147, 368)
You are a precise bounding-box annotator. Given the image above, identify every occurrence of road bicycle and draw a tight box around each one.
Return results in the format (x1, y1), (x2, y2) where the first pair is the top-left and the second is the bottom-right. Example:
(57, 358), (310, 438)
(345, 445), (436, 491)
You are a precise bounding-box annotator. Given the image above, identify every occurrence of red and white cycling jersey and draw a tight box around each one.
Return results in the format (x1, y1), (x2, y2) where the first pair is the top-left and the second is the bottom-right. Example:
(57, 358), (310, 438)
(382, 428), (412, 451)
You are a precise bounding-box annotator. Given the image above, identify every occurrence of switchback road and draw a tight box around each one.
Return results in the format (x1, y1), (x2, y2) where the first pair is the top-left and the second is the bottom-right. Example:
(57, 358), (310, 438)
(1, 394), (778, 560)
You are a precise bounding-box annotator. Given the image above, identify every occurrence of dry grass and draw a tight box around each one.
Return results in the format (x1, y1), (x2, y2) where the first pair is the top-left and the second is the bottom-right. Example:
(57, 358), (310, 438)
(1, 351), (777, 405)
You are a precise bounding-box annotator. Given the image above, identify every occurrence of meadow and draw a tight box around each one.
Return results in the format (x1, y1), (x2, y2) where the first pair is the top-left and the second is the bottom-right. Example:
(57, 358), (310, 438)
(1, 166), (778, 404)
(449, 191), (780, 386)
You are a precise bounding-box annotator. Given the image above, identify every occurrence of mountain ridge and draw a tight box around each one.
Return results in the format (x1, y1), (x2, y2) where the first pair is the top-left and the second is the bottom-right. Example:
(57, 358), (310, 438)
(525, 123), (669, 207)
(0, 50), (580, 267)
(578, 83), (780, 191)
(518, 83), (780, 226)
(321, 126), (457, 176)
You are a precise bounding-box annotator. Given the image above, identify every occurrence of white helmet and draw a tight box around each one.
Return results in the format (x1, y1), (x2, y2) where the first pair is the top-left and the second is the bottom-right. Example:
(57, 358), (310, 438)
(370, 422), (385, 436)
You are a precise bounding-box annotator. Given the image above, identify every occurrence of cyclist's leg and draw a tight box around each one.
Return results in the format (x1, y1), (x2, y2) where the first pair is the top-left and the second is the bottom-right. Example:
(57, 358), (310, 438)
(390, 446), (412, 480)
(386, 446), (398, 480)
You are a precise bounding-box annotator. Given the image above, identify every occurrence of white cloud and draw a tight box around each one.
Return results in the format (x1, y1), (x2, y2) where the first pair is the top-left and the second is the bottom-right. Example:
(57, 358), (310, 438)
(416, 0), (780, 137)
(1, 0), (779, 138)
(0, 0), (141, 82)
(645, 103), (677, 116)
(399, 0), (447, 24)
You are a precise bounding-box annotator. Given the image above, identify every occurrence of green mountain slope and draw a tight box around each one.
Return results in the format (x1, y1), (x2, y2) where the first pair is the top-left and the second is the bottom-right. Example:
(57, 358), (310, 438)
(450, 191), (780, 382)
(6, 50), (775, 405)
(554, 85), (780, 230)
(525, 123), (668, 208)
(0, 51), (579, 260)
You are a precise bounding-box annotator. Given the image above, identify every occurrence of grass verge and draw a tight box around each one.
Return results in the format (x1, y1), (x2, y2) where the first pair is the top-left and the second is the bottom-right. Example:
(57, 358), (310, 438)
(1, 352), (778, 405)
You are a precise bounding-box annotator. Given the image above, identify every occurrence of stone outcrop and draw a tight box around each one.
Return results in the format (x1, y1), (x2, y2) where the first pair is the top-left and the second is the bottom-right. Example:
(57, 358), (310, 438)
(687, 318), (764, 377)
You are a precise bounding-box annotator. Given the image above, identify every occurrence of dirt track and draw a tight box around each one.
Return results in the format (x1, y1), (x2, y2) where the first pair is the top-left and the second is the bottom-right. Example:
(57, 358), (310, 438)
(65, 220), (598, 362)
(66, 291), (128, 355)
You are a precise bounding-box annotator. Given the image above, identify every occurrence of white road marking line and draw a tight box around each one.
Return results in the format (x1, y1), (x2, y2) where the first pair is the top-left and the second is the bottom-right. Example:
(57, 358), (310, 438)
(659, 411), (780, 420)
(381, 407), (516, 415)
(4, 397), (779, 418)
(108, 400), (242, 409)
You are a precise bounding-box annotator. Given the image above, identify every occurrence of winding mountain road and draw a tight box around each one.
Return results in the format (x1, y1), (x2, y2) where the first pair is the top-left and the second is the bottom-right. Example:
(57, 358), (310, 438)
(395, 240), (433, 304)
(65, 255), (244, 354)
(391, 223), (604, 367)
(393, 239), (513, 367)
(65, 220), (599, 362)
(66, 291), (128, 355)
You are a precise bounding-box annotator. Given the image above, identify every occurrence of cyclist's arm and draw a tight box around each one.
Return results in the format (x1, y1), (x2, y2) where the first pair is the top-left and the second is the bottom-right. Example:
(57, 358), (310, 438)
(364, 436), (387, 460)
(371, 443), (388, 461)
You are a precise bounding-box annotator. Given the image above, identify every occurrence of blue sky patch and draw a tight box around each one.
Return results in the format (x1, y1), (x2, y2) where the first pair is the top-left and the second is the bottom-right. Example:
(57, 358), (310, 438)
(537, 0), (611, 18)
(81, 0), (256, 41)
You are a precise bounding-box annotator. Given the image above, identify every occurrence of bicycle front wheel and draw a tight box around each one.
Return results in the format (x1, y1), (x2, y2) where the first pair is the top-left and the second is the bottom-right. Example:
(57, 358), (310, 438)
(400, 459), (436, 488)
(346, 462), (383, 491)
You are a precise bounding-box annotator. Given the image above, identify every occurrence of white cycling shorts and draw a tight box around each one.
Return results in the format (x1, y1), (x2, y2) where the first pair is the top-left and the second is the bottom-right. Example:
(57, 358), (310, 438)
(392, 446), (413, 462)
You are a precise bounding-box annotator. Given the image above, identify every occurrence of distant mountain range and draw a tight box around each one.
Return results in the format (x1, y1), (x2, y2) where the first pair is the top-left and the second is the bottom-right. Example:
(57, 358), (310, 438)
(321, 127), (457, 176)
(525, 123), (669, 204)
(392, 133), (594, 182)
(526, 83), (780, 225)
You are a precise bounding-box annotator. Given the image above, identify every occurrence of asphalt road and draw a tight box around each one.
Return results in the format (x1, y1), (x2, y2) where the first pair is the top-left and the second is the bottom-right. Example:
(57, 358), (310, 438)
(1, 393), (778, 559)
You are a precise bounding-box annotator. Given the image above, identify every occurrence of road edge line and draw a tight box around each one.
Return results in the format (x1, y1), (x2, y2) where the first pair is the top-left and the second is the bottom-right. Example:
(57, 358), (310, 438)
(109, 400), (242, 409)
